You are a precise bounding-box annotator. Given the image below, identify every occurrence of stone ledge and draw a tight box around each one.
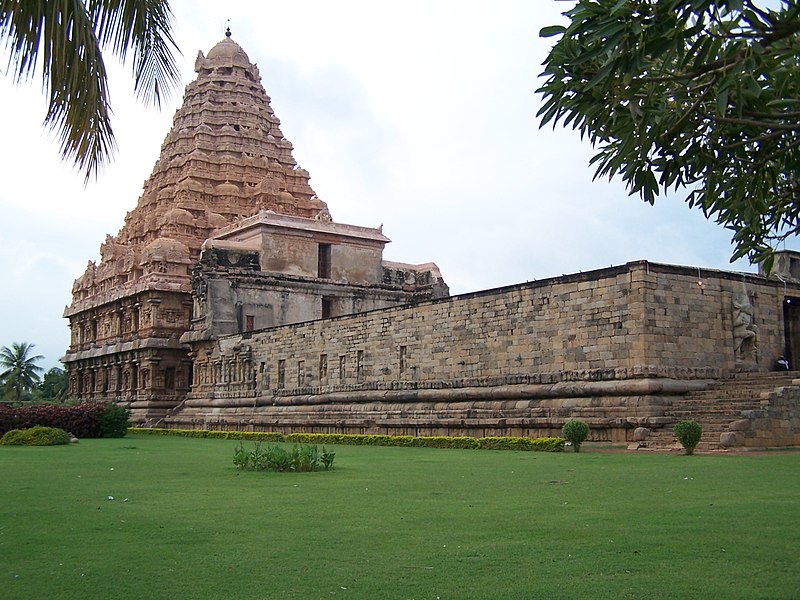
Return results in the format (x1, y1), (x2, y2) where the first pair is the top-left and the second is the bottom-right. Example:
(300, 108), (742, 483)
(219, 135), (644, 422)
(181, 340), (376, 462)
(183, 378), (706, 409)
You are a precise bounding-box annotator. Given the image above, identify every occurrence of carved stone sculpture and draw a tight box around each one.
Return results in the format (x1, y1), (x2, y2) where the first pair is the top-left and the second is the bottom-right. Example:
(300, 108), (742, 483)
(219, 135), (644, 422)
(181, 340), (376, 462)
(732, 286), (758, 363)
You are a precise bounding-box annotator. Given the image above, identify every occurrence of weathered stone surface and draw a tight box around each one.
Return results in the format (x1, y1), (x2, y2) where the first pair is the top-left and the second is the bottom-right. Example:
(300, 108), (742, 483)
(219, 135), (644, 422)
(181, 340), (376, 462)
(633, 427), (650, 441)
(720, 431), (744, 447)
(166, 258), (800, 446)
(729, 419), (752, 431)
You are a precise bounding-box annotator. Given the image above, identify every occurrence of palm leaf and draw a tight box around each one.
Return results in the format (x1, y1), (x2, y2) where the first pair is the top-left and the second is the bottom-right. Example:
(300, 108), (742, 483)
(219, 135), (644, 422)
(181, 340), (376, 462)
(0, 0), (180, 181)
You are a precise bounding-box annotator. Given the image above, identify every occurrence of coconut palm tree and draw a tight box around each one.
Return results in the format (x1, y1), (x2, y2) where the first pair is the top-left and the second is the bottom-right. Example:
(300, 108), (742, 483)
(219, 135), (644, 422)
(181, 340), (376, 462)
(0, 0), (181, 181)
(0, 342), (45, 402)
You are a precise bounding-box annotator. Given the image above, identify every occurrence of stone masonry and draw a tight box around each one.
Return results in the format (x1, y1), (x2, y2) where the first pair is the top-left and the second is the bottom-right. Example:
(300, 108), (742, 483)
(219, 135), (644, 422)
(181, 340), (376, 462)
(168, 260), (800, 446)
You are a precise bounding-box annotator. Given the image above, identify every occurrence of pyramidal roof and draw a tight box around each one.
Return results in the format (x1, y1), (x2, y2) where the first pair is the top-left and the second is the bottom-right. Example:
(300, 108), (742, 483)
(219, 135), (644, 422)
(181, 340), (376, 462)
(66, 35), (330, 313)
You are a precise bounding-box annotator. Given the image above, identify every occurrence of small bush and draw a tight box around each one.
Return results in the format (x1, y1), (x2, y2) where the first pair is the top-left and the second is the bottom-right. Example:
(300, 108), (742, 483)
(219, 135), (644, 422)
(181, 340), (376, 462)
(530, 437), (566, 452)
(99, 403), (130, 438)
(1, 426), (70, 446)
(674, 420), (702, 455)
(562, 420), (590, 452)
(233, 442), (335, 472)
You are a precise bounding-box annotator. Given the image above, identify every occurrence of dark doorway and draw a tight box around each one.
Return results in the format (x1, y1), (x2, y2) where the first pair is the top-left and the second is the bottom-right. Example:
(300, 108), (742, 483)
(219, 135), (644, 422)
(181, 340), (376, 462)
(322, 297), (334, 319)
(783, 297), (800, 368)
(318, 244), (331, 279)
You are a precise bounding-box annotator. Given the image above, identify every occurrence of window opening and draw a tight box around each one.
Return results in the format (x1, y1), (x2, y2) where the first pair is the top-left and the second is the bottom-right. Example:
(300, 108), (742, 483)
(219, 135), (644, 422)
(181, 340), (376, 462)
(318, 244), (331, 279)
(322, 297), (333, 319)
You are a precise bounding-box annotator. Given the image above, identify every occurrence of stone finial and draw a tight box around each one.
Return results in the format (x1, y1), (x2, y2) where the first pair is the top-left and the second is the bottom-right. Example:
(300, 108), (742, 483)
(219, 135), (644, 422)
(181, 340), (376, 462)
(314, 207), (332, 222)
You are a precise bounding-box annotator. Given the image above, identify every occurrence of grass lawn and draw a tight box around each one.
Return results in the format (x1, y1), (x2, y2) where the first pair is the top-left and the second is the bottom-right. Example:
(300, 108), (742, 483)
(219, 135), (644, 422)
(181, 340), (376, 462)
(2, 435), (799, 599)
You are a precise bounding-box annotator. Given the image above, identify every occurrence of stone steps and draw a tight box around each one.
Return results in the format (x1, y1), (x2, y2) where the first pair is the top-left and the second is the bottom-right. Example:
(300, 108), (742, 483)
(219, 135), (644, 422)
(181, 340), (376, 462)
(644, 372), (800, 451)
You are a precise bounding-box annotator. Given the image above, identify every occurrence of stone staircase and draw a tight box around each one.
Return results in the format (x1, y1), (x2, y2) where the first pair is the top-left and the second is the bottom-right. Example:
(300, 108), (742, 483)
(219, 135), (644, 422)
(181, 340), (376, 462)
(645, 371), (800, 451)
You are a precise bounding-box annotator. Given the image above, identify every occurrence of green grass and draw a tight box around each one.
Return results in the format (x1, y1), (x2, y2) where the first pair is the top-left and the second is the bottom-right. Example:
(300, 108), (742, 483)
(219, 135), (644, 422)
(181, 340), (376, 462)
(2, 436), (799, 599)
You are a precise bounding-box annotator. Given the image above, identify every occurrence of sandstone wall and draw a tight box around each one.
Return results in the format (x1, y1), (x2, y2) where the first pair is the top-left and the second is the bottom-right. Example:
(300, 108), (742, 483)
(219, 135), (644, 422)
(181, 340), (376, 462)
(204, 264), (648, 395)
(169, 261), (798, 440)
(636, 263), (786, 371)
(201, 261), (792, 391)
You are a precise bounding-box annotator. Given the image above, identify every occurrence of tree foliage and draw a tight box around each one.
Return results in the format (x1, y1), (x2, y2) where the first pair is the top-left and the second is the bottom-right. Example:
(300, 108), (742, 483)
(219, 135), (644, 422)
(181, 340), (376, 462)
(0, 342), (44, 402)
(0, 0), (181, 181)
(38, 367), (68, 402)
(538, 0), (800, 269)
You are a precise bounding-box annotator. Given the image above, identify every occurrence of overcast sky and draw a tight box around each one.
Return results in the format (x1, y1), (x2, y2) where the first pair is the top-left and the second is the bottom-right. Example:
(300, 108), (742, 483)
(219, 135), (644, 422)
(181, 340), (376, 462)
(0, 0), (766, 370)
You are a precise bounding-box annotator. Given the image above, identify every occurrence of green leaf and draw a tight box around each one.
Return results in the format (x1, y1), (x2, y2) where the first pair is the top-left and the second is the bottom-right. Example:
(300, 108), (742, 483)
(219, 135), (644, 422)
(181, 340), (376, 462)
(716, 88), (730, 116)
(610, 0), (630, 15)
(539, 25), (567, 38)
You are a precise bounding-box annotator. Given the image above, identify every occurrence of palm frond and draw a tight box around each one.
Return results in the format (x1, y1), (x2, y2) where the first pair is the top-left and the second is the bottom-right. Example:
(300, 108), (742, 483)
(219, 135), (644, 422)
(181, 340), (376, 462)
(89, 0), (181, 107)
(0, 0), (180, 181)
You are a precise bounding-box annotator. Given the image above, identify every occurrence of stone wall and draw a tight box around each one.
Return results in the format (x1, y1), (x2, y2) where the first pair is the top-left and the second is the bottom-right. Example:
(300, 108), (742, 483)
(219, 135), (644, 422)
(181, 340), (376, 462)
(634, 262), (784, 371)
(168, 261), (798, 438)
(728, 384), (800, 448)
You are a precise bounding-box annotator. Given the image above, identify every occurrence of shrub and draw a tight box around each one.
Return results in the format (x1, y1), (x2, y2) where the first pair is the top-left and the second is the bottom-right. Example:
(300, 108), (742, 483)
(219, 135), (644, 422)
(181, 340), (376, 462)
(530, 437), (566, 452)
(99, 403), (130, 438)
(0, 401), (129, 438)
(562, 420), (590, 452)
(134, 428), (566, 452)
(674, 420), (702, 455)
(233, 442), (335, 472)
(476, 436), (566, 452)
(1, 426), (70, 446)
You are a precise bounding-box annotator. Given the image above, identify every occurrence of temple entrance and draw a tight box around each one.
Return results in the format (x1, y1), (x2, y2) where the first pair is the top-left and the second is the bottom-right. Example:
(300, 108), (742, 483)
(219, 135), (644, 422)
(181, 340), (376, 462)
(783, 298), (800, 368)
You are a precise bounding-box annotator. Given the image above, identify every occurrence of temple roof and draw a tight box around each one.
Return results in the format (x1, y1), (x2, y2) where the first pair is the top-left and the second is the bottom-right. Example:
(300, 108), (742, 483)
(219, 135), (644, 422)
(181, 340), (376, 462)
(204, 36), (252, 67)
(67, 36), (331, 313)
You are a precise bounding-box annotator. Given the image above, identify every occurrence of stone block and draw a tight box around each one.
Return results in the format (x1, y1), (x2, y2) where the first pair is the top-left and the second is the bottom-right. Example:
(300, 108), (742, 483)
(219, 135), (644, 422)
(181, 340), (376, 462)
(719, 431), (744, 448)
(728, 419), (752, 431)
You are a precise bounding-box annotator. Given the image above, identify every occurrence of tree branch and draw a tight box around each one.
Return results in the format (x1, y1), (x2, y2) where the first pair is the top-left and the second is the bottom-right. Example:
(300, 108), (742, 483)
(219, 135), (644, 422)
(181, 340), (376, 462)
(640, 19), (800, 85)
(742, 110), (800, 120)
(720, 129), (786, 151)
(712, 115), (800, 130)
(753, 134), (800, 169)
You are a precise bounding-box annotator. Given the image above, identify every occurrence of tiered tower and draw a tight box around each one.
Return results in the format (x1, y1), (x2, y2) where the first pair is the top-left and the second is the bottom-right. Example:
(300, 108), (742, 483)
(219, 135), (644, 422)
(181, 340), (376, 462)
(63, 34), (330, 417)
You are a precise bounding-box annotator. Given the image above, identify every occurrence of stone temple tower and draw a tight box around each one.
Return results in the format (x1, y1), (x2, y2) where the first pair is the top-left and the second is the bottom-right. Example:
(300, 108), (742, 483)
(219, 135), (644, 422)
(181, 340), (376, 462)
(62, 34), (330, 417)
(63, 34), (447, 422)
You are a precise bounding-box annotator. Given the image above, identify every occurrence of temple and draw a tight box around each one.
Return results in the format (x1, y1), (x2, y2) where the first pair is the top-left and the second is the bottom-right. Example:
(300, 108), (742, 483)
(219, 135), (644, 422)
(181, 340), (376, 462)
(64, 36), (800, 450)
(62, 35), (447, 420)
